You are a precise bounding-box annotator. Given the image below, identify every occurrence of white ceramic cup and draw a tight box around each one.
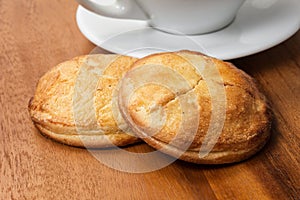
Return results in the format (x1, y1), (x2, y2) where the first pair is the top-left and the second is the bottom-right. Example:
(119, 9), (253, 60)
(76, 0), (246, 35)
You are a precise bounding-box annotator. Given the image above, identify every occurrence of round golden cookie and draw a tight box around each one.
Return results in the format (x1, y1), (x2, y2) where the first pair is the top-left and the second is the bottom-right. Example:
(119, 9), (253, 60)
(119, 50), (272, 164)
(29, 54), (140, 148)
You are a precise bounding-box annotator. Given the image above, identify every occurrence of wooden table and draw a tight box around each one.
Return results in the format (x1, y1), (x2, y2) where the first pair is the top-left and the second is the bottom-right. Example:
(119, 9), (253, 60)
(1, 0), (299, 199)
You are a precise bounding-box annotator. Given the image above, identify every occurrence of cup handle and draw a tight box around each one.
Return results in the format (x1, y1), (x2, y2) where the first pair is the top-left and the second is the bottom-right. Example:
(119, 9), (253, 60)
(76, 0), (149, 20)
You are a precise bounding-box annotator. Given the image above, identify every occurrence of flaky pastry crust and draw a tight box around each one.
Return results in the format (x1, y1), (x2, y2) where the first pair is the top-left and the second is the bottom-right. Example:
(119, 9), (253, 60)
(29, 54), (140, 147)
(121, 50), (272, 164)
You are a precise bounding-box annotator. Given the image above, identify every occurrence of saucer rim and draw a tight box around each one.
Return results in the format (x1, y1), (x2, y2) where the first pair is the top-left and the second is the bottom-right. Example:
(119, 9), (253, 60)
(76, 1), (300, 60)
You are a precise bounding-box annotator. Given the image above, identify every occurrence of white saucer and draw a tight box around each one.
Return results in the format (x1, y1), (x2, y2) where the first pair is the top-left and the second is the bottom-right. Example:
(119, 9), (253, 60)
(76, 0), (300, 60)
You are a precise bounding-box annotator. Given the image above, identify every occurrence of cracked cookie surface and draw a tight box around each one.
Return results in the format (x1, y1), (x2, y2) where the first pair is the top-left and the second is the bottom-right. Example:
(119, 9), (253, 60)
(120, 50), (272, 164)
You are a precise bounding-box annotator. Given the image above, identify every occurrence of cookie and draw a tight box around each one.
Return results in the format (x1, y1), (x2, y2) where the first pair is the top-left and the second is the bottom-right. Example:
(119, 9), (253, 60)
(118, 50), (272, 164)
(29, 54), (140, 147)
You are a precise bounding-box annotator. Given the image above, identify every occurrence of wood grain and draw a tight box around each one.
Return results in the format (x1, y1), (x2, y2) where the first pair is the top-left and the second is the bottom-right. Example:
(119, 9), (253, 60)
(0, 0), (299, 199)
